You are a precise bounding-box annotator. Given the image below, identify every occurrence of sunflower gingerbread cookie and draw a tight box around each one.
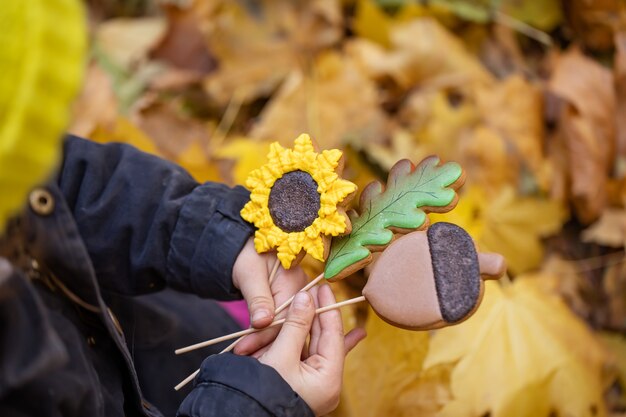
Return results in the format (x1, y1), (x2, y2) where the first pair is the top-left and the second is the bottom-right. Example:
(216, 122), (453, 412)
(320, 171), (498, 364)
(240, 134), (357, 269)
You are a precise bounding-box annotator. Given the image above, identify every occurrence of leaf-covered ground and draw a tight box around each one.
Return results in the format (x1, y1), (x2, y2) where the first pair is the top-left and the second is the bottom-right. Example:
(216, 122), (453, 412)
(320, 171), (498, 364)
(73, 1), (626, 416)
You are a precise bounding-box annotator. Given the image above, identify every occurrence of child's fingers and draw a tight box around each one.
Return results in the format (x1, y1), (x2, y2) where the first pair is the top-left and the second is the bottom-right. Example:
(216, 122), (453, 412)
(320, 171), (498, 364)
(270, 266), (308, 303)
(314, 285), (344, 368)
(308, 286), (323, 357)
(236, 271), (312, 355)
(234, 311), (285, 355)
(238, 274), (276, 329)
(250, 344), (271, 359)
(266, 291), (315, 363)
(344, 328), (367, 354)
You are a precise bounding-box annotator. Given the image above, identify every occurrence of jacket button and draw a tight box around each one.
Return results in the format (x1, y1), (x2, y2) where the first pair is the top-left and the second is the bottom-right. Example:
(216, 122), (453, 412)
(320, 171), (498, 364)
(29, 188), (55, 216)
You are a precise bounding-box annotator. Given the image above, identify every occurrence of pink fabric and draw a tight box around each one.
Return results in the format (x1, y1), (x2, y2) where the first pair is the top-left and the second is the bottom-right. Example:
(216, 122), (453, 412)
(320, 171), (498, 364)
(219, 300), (250, 328)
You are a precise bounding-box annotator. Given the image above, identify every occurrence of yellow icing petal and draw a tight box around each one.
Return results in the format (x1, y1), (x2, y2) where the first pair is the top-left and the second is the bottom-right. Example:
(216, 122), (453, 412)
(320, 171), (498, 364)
(245, 168), (265, 189)
(253, 228), (273, 253)
(250, 190), (269, 205)
(318, 149), (342, 170)
(315, 211), (347, 236)
(267, 142), (284, 166)
(305, 222), (320, 239)
(312, 170), (339, 192)
(277, 242), (298, 269)
(287, 232), (305, 254)
(240, 201), (259, 223)
(293, 133), (315, 156)
(322, 179), (357, 205)
(303, 236), (326, 261)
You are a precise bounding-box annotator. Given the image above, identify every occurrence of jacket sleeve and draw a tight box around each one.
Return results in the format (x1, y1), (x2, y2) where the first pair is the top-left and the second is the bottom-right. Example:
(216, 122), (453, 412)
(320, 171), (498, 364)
(57, 135), (254, 299)
(177, 354), (314, 417)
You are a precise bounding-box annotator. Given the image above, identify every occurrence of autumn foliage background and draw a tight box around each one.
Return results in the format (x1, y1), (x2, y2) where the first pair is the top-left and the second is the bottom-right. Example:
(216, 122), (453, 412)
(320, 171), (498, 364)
(72, 0), (626, 416)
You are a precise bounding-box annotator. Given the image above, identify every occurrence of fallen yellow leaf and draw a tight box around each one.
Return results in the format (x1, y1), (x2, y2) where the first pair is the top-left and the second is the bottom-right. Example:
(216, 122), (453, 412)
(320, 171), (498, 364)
(424, 278), (613, 417)
(174, 141), (221, 183)
(348, 17), (492, 89)
(250, 51), (388, 150)
(431, 186), (566, 274)
(89, 117), (162, 156)
(340, 308), (429, 417)
(203, 0), (342, 106)
(213, 138), (272, 185)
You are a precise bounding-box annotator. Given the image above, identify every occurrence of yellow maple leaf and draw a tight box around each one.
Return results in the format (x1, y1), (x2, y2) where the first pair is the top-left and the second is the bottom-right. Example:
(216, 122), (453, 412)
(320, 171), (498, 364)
(174, 141), (221, 183)
(352, 0), (437, 48)
(89, 117), (162, 156)
(203, 0), (343, 106)
(423, 278), (613, 417)
(348, 17), (492, 90)
(430, 186), (566, 274)
(213, 138), (272, 185)
(339, 309), (430, 417)
(250, 51), (389, 150)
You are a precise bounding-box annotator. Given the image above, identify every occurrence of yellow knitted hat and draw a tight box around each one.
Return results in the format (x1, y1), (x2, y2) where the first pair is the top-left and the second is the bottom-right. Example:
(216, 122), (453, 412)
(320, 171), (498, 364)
(0, 0), (86, 231)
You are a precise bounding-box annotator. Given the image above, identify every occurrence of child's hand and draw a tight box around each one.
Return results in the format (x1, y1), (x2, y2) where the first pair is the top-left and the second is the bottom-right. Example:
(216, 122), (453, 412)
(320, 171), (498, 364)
(232, 238), (308, 329)
(253, 285), (366, 416)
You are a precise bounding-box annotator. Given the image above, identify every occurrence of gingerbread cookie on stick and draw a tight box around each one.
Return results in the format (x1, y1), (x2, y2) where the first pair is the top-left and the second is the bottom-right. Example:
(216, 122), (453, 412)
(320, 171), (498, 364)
(174, 223), (505, 356)
(240, 133), (357, 269)
(364, 222), (505, 330)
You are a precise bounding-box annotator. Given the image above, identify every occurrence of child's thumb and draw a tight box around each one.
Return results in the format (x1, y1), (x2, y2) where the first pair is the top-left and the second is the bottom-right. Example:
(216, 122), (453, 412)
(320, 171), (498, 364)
(269, 292), (315, 361)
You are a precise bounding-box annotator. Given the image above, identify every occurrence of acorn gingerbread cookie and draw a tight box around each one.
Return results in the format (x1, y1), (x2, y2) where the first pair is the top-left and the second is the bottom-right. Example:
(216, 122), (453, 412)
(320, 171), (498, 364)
(363, 222), (506, 330)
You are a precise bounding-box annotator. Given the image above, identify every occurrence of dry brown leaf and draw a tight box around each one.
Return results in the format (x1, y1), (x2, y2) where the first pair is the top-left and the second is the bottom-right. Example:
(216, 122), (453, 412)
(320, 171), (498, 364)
(347, 17), (492, 90)
(538, 255), (595, 320)
(603, 261), (626, 331)
(96, 17), (166, 70)
(460, 125), (518, 190)
(476, 75), (549, 189)
(150, 2), (216, 73)
(250, 51), (388, 150)
(68, 63), (119, 137)
(565, 0), (621, 51)
(131, 96), (214, 159)
(582, 208), (626, 247)
(549, 48), (616, 224)
(202, 0), (342, 106)
(600, 332), (626, 405)
(615, 29), (626, 158)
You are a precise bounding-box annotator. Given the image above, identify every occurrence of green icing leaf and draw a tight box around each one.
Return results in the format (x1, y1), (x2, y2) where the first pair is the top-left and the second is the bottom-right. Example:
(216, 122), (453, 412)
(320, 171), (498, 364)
(324, 156), (463, 280)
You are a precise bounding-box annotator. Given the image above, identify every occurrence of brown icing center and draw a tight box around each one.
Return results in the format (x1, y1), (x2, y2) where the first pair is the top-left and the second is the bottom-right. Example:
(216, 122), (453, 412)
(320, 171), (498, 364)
(268, 170), (321, 232)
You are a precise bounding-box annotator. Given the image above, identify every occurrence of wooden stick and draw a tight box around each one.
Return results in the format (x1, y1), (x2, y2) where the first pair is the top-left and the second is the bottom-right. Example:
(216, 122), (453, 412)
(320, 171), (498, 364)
(268, 258), (280, 285)
(211, 273), (326, 355)
(275, 272), (325, 315)
(175, 272), (322, 355)
(174, 295), (368, 390)
(175, 369), (200, 391)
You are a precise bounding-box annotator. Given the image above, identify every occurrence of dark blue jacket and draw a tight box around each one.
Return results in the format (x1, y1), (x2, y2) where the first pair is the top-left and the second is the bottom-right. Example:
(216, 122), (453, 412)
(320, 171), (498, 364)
(0, 136), (314, 417)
